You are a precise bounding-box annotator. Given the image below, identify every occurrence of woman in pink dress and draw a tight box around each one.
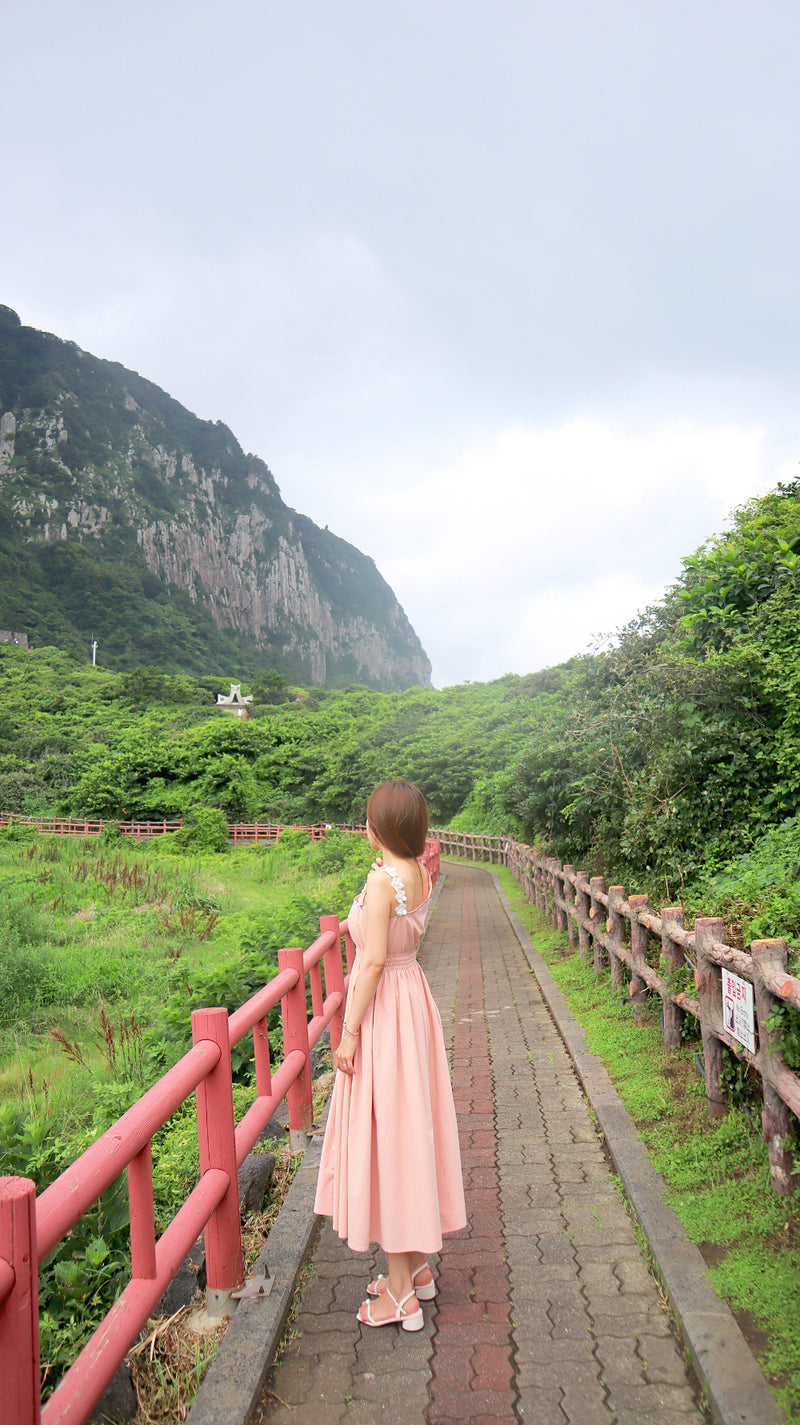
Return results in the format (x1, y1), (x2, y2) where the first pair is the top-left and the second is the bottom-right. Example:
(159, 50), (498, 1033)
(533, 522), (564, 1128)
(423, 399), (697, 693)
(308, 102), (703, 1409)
(314, 779), (466, 1331)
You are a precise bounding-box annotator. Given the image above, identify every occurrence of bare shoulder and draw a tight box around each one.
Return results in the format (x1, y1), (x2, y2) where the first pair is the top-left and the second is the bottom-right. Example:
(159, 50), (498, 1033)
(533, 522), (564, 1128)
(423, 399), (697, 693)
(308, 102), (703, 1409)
(366, 865), (394, 899)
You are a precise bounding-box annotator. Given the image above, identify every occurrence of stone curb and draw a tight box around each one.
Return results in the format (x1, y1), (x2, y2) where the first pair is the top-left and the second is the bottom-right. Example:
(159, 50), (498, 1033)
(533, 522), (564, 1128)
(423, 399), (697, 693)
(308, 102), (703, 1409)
(490, 868), (784, 1425)
(187, 1129), (324, 1425)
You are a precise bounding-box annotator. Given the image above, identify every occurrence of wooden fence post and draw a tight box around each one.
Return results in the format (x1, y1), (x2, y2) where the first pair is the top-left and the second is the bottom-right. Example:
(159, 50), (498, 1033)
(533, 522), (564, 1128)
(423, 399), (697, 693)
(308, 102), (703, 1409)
(607, 887), (626, 993)
(751, 939), (799, 1197)
(536, 859), (546, 912)
(279, 947), (314, 1148)
(320, 913), (345, 1052)
(661, 907), (686, 1051)
(541, 860), (553, 920)
(695, 918), (727, 1119)
(563, 865), (577, 948)
(575, 873), (590, 963)
(0, 1177), (41, 1425)
(629, 894), (650, 1024)
(191, 1007), (245, 1316)
(553, 861), (567, 934)
(589, 876), (607, 975)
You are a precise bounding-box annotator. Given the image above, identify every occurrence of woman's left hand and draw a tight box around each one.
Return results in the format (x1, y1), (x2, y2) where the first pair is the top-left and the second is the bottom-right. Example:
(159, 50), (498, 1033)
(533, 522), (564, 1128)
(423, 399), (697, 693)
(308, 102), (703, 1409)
(335, 1029), (357, 1075)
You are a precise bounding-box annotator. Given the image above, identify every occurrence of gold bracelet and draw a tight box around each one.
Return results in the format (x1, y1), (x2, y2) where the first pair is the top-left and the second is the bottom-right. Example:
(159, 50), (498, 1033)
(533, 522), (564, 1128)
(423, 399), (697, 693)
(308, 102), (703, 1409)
(343, 1019), (360, 1038)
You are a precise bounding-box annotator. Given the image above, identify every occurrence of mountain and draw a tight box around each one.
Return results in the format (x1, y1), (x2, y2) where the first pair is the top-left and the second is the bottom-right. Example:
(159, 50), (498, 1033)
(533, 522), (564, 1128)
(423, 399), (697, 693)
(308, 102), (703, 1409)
(0, 305), (431, 689)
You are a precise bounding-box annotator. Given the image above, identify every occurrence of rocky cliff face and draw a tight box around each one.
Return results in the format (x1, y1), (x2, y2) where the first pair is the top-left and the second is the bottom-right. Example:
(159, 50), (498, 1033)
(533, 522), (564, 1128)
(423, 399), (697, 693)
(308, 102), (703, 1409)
(0, 306), (431, 688)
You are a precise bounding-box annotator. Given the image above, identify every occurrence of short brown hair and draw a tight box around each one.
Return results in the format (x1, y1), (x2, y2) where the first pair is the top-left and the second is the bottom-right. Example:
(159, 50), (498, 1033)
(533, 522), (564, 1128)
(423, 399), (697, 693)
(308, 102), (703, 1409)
(367, 780), (429, 860)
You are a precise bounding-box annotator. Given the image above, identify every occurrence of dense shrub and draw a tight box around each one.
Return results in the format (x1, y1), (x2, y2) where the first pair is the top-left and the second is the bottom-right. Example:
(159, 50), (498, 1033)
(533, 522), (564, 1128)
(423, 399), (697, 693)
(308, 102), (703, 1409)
(170, 806), (229, 853)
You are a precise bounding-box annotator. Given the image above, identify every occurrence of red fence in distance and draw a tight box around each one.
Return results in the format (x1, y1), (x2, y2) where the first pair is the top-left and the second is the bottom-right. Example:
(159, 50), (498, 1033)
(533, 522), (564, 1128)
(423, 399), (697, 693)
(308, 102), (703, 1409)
(0, 814), (374, 844)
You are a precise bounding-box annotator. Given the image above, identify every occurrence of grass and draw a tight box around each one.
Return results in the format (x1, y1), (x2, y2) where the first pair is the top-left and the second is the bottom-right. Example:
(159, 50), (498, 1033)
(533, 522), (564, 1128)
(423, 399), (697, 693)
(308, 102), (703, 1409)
(0, 830), (371, 1108)
(494, 864), (800, 1424)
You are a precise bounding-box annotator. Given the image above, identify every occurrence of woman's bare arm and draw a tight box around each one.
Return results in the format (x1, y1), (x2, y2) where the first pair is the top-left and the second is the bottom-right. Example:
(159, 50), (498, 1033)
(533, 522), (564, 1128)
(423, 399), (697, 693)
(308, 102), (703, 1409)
(334, 870), (392, 1075)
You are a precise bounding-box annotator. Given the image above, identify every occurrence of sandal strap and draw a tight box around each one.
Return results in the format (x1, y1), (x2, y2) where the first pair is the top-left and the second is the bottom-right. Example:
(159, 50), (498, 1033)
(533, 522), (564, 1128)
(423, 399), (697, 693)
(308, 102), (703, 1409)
(387, 1287), (416, 1314)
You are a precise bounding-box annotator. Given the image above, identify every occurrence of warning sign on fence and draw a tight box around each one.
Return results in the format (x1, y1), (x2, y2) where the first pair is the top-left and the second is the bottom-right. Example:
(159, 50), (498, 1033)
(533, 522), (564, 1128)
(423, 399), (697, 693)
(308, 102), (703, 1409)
(721, 968), (755, 1053)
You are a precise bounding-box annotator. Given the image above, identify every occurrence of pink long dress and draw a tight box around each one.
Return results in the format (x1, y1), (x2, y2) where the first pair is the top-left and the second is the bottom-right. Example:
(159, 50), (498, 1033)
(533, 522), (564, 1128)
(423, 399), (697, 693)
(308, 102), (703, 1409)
(314, 865), (466, 1253)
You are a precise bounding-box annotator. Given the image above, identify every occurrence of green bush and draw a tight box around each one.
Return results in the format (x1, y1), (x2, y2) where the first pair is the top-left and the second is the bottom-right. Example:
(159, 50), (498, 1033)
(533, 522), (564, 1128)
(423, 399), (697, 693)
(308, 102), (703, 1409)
(702, 816), (800, 945)
(170, 807), (229, 853)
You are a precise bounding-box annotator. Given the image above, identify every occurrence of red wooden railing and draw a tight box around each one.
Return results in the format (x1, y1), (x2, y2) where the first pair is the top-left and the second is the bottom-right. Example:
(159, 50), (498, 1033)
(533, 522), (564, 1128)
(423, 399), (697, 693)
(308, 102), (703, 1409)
(0, 814), (372, 844)
(0, 838), (439, 1425)
(0, 814), (182, 838)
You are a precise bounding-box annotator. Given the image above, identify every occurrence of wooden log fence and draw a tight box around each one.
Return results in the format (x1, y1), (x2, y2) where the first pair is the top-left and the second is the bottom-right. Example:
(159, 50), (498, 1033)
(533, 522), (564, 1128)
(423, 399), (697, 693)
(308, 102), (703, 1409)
(436, 829), (800, 1199)
(0, 840), (437, 1424)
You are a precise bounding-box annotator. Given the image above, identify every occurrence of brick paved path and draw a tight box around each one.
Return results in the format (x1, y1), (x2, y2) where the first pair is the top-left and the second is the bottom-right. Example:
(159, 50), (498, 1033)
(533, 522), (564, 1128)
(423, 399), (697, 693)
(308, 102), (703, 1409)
(255, 865), (706, 1425)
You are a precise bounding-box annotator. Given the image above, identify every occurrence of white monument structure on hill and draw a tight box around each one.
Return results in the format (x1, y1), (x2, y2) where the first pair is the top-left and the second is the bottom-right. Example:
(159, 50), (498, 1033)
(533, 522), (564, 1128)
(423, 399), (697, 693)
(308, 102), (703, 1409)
(216, 683), (253, 719)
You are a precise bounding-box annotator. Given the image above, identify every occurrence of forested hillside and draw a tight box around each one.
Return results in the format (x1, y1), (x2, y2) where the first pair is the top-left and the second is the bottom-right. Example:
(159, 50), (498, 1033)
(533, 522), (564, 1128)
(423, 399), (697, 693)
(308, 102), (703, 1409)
(4, 478), (800, 939)
(507, 478), (800, 939)
(0, 651), (559, 827)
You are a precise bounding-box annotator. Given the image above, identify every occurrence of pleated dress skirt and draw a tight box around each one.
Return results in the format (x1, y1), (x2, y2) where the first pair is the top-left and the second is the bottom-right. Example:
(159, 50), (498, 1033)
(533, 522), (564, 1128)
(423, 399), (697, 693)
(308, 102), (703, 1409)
(314, 889), (466, 1254)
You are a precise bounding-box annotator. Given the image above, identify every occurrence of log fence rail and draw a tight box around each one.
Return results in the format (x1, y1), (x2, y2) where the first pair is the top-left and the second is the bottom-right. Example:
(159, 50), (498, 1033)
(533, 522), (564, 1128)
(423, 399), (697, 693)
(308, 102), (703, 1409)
(433, 828), (800, 1199)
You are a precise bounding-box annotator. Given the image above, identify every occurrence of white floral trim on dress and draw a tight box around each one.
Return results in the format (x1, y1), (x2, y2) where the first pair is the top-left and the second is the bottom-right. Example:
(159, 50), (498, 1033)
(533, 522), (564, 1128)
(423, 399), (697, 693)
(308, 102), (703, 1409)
(382, 864), (408, 915)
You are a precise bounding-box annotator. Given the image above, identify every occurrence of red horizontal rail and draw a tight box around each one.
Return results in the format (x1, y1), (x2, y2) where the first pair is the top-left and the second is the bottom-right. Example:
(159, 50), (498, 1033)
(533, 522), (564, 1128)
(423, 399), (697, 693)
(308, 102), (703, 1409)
(234, 1050), (308, 1167)
(1, 838), (440, 1425)
(42, 1169), (230, 1425)
(307, 990), (346, 1053)
(228, 965), (299, 1047)
(36, 1041), (220, 1262)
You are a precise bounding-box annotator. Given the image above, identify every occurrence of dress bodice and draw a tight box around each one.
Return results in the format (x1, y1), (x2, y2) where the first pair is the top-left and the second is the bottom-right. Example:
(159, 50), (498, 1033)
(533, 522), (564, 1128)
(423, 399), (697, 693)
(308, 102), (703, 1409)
(348, 863), (432, 969)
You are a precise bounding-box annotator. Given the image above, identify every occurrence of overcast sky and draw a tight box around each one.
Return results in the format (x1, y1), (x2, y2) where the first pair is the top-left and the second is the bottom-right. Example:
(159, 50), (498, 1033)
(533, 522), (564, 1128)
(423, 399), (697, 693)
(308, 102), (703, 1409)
(4, 2), (800, 686)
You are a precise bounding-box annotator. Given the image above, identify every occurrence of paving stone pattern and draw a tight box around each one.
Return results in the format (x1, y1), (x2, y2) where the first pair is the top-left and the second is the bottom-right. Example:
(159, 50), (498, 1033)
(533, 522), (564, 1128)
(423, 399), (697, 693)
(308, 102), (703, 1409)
(256, 865), (707, 1425)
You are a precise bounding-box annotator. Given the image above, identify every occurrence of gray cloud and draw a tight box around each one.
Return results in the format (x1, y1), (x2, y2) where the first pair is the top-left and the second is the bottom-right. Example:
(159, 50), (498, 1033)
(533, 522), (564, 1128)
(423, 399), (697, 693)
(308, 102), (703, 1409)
(3, 1), (799, 683)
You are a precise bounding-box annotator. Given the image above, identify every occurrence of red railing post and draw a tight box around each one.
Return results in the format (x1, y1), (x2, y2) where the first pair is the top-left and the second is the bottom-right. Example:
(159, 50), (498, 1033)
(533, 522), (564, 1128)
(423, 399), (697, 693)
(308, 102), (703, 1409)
(320, 914), (345, 1052)
(0, 1177), (41, 1425)
(253, 1009), (272, 1103)
(128, 1144), (157, 1281)
(191, 1008), (244, 1315)
(278, 948), (314, 1148)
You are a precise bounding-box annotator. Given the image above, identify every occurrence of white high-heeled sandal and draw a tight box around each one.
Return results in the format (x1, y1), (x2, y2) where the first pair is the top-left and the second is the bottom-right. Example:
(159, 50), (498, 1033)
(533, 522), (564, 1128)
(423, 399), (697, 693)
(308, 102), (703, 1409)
(358, 1286), (424, 1332)
(367, 1263), (436, 1302)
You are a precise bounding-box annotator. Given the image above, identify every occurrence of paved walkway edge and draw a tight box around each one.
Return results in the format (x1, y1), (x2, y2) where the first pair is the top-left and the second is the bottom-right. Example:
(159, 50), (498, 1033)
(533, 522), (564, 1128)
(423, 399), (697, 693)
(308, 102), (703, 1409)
(187, 1130), (324, 1425)
(490, 869), (784, 1425)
